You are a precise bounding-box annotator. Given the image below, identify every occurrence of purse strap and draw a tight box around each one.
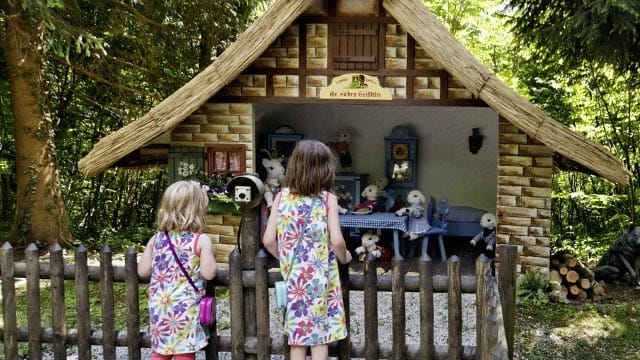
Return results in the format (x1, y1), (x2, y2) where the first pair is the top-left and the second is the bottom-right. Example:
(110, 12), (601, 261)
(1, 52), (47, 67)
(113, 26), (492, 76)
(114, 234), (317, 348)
(165, 231), (200, 294)
(283, 198), (319, 282)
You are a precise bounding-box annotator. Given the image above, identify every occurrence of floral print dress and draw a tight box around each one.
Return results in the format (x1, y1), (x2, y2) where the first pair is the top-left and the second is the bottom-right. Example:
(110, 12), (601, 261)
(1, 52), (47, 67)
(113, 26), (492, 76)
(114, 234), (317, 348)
(148, 231), (208, 354)
(277, 188), (348, 346)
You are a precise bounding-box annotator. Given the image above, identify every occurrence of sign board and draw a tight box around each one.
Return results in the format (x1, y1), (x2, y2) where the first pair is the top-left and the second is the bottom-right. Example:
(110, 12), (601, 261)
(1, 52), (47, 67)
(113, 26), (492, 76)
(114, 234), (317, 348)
(319, 73), (392, 100)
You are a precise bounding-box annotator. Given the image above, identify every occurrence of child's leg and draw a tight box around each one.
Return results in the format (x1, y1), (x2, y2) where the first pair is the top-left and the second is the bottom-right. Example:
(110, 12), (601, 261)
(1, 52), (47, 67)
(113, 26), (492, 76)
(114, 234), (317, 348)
(310, 344), (328, 360)
(173, 353), (196, 360)
(150, 353), (172, 360)
(290, 345), (308, 360)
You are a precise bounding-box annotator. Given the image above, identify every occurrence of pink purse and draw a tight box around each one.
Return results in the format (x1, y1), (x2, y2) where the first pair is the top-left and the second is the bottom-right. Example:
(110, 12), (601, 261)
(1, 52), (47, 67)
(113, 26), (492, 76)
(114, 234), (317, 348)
(165, 232), (216, 326)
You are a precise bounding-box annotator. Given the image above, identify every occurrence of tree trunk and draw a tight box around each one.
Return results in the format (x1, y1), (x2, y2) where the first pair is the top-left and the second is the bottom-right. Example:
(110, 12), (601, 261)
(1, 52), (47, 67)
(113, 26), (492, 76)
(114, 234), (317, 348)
(3, 1), (72, 248)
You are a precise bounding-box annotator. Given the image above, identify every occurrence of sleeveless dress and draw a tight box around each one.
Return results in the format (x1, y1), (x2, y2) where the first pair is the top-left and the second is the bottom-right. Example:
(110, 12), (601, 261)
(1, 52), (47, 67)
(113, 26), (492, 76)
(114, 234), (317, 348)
(148, 231), (208, 354)
(277, 188), (348, 346)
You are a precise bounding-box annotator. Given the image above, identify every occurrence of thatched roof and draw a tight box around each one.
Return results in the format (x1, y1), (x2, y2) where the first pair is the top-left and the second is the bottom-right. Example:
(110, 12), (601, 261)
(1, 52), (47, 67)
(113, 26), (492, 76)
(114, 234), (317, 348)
(78, 0), (631, 186)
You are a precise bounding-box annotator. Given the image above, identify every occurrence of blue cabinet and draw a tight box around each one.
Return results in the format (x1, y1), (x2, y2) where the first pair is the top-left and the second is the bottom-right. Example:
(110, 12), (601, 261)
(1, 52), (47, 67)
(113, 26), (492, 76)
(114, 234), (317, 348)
(334, 173), (368, 211)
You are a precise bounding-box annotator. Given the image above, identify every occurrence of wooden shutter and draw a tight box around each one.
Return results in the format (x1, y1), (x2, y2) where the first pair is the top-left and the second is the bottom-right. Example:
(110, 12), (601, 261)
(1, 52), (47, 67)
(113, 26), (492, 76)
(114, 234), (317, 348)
(331, 22), (379, 70)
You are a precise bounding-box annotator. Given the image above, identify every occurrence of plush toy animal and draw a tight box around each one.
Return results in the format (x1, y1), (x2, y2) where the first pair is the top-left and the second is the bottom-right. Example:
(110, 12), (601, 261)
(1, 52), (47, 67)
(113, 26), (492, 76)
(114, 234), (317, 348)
(355, 231), (382, 261)
(261, 152), (285, 209)
(593, 227), (640, 285)
(327, 128), (353, 172)
(353, 184), (380, 213)
(470, 213), (497, 258)
(395, 190), (430, 241)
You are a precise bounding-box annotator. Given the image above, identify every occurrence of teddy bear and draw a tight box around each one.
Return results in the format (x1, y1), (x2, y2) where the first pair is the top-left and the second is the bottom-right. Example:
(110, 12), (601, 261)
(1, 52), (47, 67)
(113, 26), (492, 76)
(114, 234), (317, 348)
(395, 189), (430, 241)
(355, 231), (382, 261)
(327, 128), (352, 173)
(352, 184), (380, 213)
(470, 213), (497, 258)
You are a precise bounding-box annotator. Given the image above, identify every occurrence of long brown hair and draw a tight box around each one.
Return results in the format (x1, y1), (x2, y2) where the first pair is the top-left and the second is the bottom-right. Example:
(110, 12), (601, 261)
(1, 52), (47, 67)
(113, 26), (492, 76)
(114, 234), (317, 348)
(284, 139), (335, 197)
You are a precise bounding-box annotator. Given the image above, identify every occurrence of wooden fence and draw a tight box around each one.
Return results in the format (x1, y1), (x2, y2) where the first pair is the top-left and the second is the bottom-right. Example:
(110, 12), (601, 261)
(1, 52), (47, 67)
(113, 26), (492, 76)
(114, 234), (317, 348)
(0, 240), (516, 360)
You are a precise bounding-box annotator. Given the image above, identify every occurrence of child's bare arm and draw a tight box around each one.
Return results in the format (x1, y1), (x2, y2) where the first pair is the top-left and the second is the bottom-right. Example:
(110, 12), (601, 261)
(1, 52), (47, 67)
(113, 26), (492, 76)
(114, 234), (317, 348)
(328, 193), (352, 264)
(137, 237), (154, 278)
(262, 192), (282, 258)
(198, 233), (218, 280)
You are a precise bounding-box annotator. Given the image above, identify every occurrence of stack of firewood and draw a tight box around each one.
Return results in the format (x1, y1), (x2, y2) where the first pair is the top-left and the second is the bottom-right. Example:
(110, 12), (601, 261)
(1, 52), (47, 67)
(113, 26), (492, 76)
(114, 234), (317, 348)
(548, 251), (606, 303)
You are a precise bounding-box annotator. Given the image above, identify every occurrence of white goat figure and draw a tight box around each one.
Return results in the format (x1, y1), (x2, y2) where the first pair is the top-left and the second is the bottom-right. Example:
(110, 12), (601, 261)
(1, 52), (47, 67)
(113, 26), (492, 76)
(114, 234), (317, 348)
(261, 149), (285, 209)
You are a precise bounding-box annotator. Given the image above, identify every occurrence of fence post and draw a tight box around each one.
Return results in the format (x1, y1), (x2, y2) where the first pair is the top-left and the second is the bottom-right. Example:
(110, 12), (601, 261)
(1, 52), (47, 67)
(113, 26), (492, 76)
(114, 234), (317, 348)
(448, 256), (462, 360)
(254, 250), (270, 360)
(498, 245), (517, 359)
(75, 245), (91, 360)
(126, 247), (142, 360)
(337, 262), (351, 360)
(363, 253), (378, 360)
(240, 208), (260, 360)
(229, 248), (245, 360)
(475, 254), (490, 358)
(26, 243), (42, 360)
(0, 242), (17, 359)
(419, 253), (434, 359)
(204, 277), (219, 360)
(100, 245), (116, 360)
(391, 253), (405, 359)
(50, 244), (67, 359)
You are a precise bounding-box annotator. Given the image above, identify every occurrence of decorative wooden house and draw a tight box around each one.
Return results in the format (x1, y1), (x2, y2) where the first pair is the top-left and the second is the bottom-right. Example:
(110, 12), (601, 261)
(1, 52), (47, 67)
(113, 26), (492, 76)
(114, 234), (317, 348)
(78, 0), (630, 276)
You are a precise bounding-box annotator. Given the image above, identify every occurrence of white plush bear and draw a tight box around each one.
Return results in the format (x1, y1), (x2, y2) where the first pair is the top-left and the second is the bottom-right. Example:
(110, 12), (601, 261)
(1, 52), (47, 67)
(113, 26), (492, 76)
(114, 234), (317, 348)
(261, 156), (285, 209)
(470, 213), (497, 257)
(352, 184), (380, 213)
(395, 189), (430, 240)
(355, 231), (382, 261)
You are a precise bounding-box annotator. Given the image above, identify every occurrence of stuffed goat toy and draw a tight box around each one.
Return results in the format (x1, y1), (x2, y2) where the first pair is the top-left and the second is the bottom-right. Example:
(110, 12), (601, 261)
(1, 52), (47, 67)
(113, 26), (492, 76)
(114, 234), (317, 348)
(260, 150), (285, 209)
(395, 189), (430, 240)
(355, 232), (382, 261)
(470, 213), (497, 258)
(352, 184), (381, 213)
(328, 128), (353, 172)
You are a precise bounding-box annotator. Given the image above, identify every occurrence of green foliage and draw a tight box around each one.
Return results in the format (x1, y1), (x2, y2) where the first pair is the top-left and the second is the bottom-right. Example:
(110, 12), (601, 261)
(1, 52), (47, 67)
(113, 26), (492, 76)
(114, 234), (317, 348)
(515, 297), (640, 359)
(507, 0), (640, 73)
(516, 270), (549, 306)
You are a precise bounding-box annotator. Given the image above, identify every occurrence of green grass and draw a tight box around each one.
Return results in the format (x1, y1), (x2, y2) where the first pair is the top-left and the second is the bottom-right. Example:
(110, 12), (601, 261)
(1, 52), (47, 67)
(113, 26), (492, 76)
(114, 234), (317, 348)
(514, 301), (640, 359)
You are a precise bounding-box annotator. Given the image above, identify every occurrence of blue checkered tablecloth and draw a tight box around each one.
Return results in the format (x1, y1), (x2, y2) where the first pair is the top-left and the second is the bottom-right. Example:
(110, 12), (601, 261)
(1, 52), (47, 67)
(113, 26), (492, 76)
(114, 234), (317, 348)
(339, 212), (408, 232)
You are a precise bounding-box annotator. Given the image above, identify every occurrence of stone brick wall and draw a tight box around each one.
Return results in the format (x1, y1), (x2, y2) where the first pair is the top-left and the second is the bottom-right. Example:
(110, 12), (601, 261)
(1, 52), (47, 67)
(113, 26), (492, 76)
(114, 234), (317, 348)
(171, 102), (254, 262)
(497, 117), (552, 276)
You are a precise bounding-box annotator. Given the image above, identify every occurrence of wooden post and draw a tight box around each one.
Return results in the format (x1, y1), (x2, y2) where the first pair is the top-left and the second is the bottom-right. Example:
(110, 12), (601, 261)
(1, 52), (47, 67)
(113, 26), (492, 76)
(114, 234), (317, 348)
(204, 278), (219, 360)
(447, 256), (462, 360)
(75, 245), (90, 360)
(26, 243), (42, 360)
(475, 254), (490, 358)
(240, 207), (260, 360)
(498, 245), (517, 360)
(364, 253), (378, 360)
(391, 255), (405, 359)
(419, 253), (434, 359)
(0, 242), (17, 360)
(255, 250), (270, 360)
(125, 247), (141, 360)
(100, 245), (116, 360)
(50, 244), (67, 359)
(229, 248), (245, 360)
(337, 262), (351, 360)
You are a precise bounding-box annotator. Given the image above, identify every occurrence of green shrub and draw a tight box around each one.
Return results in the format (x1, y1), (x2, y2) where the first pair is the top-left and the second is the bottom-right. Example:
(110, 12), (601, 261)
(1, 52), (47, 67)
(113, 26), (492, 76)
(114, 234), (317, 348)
(516, 269), (549, 306)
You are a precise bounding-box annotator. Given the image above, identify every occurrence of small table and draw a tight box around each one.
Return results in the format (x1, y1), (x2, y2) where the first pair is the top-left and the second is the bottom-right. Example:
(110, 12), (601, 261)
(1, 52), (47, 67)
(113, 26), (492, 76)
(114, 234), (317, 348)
(339, 212), (408, 259)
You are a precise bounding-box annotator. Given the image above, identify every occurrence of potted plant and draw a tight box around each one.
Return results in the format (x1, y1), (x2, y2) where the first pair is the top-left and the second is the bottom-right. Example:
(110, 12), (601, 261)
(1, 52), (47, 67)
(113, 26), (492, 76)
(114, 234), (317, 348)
(204, 173), (239, 213)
